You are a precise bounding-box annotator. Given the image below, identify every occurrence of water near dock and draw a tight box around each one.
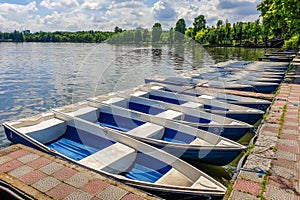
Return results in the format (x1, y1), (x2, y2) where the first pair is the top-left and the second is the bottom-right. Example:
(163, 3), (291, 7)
(0, 43), (273, 148)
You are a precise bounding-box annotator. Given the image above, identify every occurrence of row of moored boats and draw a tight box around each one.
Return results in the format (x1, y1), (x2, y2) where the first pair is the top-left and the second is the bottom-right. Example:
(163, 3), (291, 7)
(3, 60), (289, 198)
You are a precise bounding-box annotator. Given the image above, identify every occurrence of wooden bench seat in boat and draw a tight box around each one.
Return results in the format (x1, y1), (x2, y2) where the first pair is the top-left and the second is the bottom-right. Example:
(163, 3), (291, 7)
(126, 122), (164, 139)
(189, 138), (211, 146)
(79, 142), (136, 174)
(155, 168), (193, 187)
(191, 176), (219, 190)
(155, 110), (183, 120)
(181, 101), (204, 109)
(65, 106), (99, 122)
(17, 115), (66, 144)
(102, 97), (127, 107)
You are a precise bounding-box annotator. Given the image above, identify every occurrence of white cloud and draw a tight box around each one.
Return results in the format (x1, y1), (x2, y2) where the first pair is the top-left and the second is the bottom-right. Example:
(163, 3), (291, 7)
(40, 0), (79, 10)
(0, 0), (261, 32)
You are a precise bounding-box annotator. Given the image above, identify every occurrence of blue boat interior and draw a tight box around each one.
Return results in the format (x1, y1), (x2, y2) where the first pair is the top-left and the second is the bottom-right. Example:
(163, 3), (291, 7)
(45, 125), (173, 183)
(47, 126), (115, 161)
(96, 111), (196, 144)
(122, 152), (172, 183)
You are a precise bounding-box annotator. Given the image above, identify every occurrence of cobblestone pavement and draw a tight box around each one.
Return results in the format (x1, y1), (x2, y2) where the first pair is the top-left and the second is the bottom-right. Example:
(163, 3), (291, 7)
(229, 54), (300, 200)
(0, 144), (159, 200)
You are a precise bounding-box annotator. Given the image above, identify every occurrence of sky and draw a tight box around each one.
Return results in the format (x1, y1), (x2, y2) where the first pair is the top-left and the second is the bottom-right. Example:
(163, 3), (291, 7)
(0, 0), (261, 32)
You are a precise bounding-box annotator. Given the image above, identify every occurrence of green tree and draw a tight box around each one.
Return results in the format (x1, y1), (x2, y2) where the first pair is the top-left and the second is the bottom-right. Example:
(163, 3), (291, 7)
(193, 15), (206, 39)
(152, 23), (162, 43)
(114, 26), (123, 33)
(174, 18), (186, 43)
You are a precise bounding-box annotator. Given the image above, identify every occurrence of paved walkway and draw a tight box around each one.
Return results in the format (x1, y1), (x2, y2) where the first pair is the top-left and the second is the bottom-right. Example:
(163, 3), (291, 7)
(0, 144), (159, 200)
(229, 55), (300, 200)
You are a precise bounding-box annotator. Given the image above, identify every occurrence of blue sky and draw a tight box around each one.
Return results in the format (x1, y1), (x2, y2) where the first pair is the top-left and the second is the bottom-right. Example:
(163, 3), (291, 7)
(0, 0), (261, 32)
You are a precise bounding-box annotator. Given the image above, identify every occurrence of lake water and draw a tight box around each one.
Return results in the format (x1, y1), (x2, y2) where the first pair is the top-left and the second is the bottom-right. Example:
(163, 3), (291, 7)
(0, 43), (272, 148)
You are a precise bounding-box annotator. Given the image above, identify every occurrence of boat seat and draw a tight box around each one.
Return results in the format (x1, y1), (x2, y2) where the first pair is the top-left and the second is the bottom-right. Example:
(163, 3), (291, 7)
(18, 118), (66, 144)
(79, 142), (136, 174)
(191, 176), (218, 189)
(216, 140), (234, 147)
(126, 122), (164, 139)
(155, 110), (183, 120)
(230, 121), (243, 125)
(189, 138), (211, 146)
(156, 168), (193, 187)
(131, 91), (149, 97)
(102, 97), (127, 107)
(199, 95), (214, 100)
(67, 106), (99, 122)
(150, 86), (164, 90)
(181, 101), (203, 109)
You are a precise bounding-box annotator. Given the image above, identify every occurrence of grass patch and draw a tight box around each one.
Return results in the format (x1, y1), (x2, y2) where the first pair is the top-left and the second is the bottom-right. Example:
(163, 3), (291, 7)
(271, 146), (277, 152)
(278, 104), (287, 137)
(245, 144), (255, 156)
(224, 182), (233, 200)
(260, 170), (271, 200)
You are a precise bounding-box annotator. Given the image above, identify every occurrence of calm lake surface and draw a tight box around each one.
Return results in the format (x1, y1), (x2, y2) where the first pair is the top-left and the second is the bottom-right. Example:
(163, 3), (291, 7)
(0, 43), (273, 147)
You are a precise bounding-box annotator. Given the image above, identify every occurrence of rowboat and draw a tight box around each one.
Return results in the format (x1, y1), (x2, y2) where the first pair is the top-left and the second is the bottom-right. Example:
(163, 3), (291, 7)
(52, 101), (247, 165)
(125, 84), (264, 124)
(88, 90), (253, 141)
(146, 83), (271, 111)
(3, 112), (227, 197)
(145, 76), (254, 91)
(146, 74), (280, 93)
(188, 71), (283, 83)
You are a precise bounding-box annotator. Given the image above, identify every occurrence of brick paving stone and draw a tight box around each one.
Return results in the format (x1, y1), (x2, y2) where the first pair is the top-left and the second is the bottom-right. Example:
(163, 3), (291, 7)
(278, 139), (299, 147)
(80, 179), (110, 195)
(255, 135), (278, 148)
(19, 170), (47, 185)
(28, 157), (52, 169)
(268, 175), (294, 189)
(0, 160), (23, 172)
(277, 143), (298, 154)
(52, 167), (77, 181)
(64, 190), (93, 200)
(96, 185), (128, 200)
(285, 117), (300, 123)
(65, 172), (93, 188)
(243, 154), (272, 171)
(233, 178), (261, 196)
(261, 125), (280, 133)
(265, 185), (295, 200)
(272, 158), (296, 169)
(229, 190), (260, 200)
(238, 171), (263, 183)
(281, 129), (299, 135)
(259, 130), (278, 137)
(32, 176), (61, 193)
(46, 183), (76, 199)
(272, 165), (295, 179)
(281, 134), (299, 140)
(122, 193), (146, 200)
(276, 150), (297, 162)
(40, 162), (64, 175)
(8, 165), (34, 178)
(8, 149), (30, 159)
(282, 125), (299, 131)
(0, 156), (12, 165)
(18, 153), (40, 163)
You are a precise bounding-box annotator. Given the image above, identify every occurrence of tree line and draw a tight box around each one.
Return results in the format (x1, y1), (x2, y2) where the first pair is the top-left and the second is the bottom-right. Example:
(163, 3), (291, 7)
(0, 30), (113, 43)
(109, 0), (299, 48)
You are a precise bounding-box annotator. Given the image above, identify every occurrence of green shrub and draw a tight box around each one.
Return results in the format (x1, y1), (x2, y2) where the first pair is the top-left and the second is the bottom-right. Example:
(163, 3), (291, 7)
(283, 34), (300, 49)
